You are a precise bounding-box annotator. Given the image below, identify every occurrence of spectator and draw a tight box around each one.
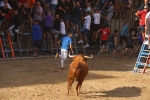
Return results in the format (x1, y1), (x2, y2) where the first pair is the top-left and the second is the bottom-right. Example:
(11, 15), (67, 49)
(108, 29), (118, 59)
(96, 26), (111, 54)
(12, 9), (21, 43)
(59, 17), (66, 39)
(101, 0), (109, 15)
(65, 0), (73, 31)
(70, 1), (82, 36)
(106, 1), (114, 21)
(0, 3), (9, 35)
(57, 0), (66, 20)
(43, 10), (53, 42)
(118, 22), (129, 52)
(50, 14), (60, 47)
(31, 20), (42, 57)
(120, 30), (138, 58)
(95, 0), (101, 10)
(91, 8), (100, 41)
(50, 0), (58, 16)
(125, 0), (131, 11)
(78, 11), (91, 48)
(34, 2), (43, 21)
(135, 5), (148, 42)
(55, 32), (73, 70)
(101, 15), (109, 28)
(27, 0), (35, 17)
(85, 2), (91, 13)
(138, 0), (149, 12)
(145, 9), (150, 48)
(135, 28), (143, 54)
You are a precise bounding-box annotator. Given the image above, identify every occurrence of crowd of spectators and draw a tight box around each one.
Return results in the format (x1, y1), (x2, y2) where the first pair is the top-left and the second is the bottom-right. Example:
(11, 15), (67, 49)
(0, 0), (135, 57)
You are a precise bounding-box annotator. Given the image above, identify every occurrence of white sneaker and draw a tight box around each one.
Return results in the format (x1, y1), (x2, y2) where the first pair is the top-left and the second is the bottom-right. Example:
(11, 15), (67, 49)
(84, 44), (89, 48)
(77, 40), (83, 43)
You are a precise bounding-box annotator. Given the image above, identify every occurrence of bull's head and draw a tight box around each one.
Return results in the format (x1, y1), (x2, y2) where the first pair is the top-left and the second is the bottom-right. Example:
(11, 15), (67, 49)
(68, 52), (93, 59)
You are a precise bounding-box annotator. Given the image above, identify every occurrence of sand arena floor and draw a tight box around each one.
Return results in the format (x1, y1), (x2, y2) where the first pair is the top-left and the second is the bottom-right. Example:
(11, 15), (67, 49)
(0, 53), (150, 100)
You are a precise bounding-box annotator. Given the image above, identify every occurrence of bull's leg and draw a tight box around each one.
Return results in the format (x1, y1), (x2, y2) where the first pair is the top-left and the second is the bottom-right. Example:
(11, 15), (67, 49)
(76, 83), (80, 95)
(68, 76), (74, 95)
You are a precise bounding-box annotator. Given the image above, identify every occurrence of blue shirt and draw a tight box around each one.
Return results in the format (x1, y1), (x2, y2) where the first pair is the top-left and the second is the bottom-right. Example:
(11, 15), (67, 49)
(32, 24), (42, 40)
(61, 36), (72, 50)
(120, 25), (128, 36)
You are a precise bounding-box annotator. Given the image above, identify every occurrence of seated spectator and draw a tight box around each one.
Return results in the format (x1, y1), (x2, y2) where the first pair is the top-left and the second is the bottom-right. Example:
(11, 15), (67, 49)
(78, 11), (91, 48)
(30, 20), (42, 57)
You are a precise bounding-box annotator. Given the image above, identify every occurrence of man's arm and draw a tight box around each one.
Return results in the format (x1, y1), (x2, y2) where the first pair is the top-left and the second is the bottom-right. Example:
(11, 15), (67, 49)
(69, 43), (73, 53)
(114, 36), (117, 46)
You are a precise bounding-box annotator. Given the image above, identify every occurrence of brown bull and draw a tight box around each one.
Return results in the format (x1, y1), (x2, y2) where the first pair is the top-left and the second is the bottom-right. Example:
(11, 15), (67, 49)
(67, 53), (93, 95)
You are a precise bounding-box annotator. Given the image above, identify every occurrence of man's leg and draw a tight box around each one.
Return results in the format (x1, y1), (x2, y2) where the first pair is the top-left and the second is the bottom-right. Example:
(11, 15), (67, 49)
(59, 49), (68, 69)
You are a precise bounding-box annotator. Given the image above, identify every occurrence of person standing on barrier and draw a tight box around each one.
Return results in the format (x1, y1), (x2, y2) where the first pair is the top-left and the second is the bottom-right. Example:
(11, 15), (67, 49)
(77, 11), (91, 48)
(55, 32), (73, 70)
(117, 22), (129, 52)
(135, 5), (148, 42)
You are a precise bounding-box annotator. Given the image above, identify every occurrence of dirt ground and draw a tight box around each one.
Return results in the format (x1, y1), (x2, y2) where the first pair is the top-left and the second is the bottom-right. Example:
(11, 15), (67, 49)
(0, 53), (150, 100)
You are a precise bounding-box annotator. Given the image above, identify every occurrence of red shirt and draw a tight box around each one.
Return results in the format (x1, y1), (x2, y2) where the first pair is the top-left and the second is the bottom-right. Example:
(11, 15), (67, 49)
(137, 10), (148, 25)
(18, 0), (27, 4)
(100, 28), (111, 40)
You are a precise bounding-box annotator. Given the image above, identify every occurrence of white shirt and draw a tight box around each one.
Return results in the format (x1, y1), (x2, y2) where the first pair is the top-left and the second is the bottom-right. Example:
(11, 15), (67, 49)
(146, 12), (150, 24)
(84, 15), (91, 30)
(93, 13), (100, 24)
(51, 0), (58, 5)
(60, 22), (66, 35)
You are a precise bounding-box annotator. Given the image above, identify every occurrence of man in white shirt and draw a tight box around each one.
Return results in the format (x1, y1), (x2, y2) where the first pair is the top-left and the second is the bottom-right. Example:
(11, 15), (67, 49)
(51, 0), (58, 16)
(92, 8), (100, 40)
(78, 11), (91, 48)
(60, 18), (66, 38)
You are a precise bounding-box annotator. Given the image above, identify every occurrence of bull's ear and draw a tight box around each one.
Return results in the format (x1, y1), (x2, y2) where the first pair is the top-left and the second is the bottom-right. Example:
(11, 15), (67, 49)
(85, 58), (87, 61)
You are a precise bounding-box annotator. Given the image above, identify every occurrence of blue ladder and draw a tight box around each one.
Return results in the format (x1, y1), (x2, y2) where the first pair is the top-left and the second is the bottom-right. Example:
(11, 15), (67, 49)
(133, 41), (150, 73)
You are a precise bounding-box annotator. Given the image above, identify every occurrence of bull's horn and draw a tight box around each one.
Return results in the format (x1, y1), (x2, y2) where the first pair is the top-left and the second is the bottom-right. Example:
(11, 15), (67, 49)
(68, 52), (77, 58)
(84, 54), (93, 58)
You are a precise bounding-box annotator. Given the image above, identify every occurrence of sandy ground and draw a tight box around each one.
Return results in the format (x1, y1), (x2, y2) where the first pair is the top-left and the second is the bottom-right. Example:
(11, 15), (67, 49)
(0, 53), (150, 100)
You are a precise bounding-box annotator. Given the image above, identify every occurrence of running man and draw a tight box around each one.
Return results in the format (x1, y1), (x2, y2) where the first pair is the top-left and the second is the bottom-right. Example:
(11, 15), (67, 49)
(55, 32), (73, 70)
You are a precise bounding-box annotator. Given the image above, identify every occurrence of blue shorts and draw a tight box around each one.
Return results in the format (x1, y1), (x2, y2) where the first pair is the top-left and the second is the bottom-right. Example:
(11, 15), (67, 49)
(80, 28), (88, 35)
(108, 42), (116, 51)
(139, 25), (145, 32)
(66, 14), (70, 21)
(70, 17), (80, 26)
(51, 4), (57, 11)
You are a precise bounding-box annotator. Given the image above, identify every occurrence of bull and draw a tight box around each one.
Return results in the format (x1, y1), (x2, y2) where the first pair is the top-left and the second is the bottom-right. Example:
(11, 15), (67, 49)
(67, 52), (93, 95)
